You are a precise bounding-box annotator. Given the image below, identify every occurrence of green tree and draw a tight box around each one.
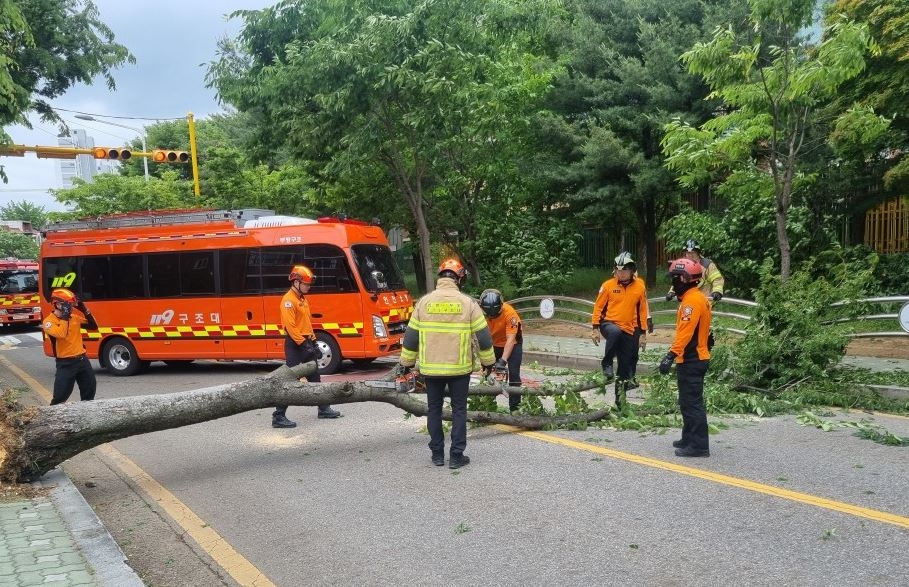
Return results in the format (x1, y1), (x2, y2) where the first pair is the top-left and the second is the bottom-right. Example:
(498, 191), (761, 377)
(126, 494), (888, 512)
(208, 0), (562, 291)
(0, 231), (38, 259)
(662, 0), (887, 279)
(0, 200), (47, 228)
(0, 0), (133, 181)
(51, 172), (195, 217)
(530, 0), (747, 284)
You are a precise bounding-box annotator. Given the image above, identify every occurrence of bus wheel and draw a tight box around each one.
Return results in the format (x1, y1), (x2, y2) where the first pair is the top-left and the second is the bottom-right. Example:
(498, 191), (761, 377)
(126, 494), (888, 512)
(315, 332), (342, 375)
(102, 338), (147, 376)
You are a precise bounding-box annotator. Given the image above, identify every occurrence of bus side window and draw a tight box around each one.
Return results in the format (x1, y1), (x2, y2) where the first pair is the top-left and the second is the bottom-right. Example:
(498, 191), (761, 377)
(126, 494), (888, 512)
(180, 252), (215, 296)
(79, 257), (110, 300)
(109, 255), (145, 299)
(219, 249), (260, 294)
(148, 253), (180, 297)
(304, 244), (357, 294)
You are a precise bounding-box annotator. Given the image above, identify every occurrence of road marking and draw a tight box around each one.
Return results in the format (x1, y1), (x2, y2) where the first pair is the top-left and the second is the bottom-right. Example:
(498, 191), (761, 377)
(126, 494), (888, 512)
(497, 425), (909, 530)
(0, 354), (276, 587)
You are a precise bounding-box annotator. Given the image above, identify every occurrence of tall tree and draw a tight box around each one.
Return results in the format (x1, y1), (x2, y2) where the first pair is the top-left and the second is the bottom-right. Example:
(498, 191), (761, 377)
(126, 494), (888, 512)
(529, 0), (747, 285)
(0, 0), (134, 181)
(208, 0), (562, 291)
(662, 0), (887, 279)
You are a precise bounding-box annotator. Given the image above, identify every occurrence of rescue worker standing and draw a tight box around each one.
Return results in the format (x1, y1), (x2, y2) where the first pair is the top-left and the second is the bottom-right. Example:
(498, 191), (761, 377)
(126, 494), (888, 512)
(272, 264), (341, 428)
(591, 252), (650, 409)
(399, 259), (495, 469)
(659, 258), (712, 457)
(479, 289), (523, 412)
(666, 239), (724, 304)
(43, 288), (98, 405)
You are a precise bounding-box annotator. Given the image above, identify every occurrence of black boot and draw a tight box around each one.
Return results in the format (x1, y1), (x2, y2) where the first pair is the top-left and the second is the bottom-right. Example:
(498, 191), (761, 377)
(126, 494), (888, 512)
(317, 406), (342, 419)
(272, 414), (297, 428)
(431, 452), (445, 467)
(449, 454), (470, 469)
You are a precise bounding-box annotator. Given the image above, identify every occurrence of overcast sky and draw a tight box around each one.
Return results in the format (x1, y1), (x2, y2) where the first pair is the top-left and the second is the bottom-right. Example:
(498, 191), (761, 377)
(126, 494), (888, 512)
(1, 0), (274, 211)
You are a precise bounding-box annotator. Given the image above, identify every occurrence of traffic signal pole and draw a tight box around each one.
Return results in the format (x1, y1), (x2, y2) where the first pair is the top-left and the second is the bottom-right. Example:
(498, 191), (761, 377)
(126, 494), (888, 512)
(188, 112), (201, 197)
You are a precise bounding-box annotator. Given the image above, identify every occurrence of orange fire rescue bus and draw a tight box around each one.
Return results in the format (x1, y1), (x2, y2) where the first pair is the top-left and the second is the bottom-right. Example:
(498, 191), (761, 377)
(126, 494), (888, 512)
(39, 209), (413, 375)
(0, 258), (41, 326)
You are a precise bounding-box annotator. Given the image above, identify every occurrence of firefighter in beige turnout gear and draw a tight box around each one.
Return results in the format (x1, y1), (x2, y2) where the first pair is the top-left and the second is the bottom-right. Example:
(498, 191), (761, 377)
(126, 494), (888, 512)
(399, 258), (495, 469)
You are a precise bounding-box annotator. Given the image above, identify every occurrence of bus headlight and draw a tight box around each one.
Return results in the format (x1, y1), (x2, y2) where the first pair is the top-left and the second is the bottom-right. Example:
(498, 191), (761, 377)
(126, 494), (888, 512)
(33, 306), (41, 313)
(0, 309), (7, 315)
(371, 315), (388, 338)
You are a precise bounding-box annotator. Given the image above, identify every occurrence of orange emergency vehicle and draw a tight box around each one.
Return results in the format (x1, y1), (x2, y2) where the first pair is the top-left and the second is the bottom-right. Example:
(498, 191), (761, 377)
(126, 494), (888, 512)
(0, 258), (41, 326)
(39, 209), (413, 375)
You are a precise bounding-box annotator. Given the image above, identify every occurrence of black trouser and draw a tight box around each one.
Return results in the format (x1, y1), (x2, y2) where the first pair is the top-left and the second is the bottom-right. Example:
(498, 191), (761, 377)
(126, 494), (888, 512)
(677, 360), (710, 451)
(425, 374), (470, 457)
(274, 337), (324, 418)
(494, 344), (522, 411)
(51, 355), (96, 405)
(605, 329), (643, 379)
(598, 322), (635, 381)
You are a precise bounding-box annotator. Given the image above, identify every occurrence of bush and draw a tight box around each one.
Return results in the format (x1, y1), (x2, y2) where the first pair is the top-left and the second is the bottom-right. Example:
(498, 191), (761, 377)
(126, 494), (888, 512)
(721, 259), (870, 391)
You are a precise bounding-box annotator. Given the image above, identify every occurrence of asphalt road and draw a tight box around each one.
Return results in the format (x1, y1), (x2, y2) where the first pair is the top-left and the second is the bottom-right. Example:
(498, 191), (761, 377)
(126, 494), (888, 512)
(2, 327), (908, 587)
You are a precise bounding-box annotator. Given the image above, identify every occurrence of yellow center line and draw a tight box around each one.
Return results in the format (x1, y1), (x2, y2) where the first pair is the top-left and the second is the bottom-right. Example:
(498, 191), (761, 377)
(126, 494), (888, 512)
(496, 425), (909, 530)
(0, 355), (275, 587)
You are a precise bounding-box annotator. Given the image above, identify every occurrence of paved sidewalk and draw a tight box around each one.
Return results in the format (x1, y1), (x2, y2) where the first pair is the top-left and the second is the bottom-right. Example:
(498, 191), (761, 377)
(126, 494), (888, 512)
(0, 469), (142, 587)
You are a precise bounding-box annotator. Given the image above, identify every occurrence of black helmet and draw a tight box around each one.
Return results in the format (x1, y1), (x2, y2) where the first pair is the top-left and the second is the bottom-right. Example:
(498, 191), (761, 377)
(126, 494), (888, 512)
(479, 289), (503, 318)
(684, 239), (701, 253)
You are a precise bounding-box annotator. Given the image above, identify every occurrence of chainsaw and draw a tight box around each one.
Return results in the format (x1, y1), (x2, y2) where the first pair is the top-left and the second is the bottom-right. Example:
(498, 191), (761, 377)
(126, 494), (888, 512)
(484, 362), (510, 394)
(364, 367), (425, 393)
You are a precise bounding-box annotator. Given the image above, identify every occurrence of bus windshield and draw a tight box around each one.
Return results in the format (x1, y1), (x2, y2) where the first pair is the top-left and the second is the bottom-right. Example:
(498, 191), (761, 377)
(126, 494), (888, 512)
(351, 244), (406, 293)
(0, 270), (38, 294)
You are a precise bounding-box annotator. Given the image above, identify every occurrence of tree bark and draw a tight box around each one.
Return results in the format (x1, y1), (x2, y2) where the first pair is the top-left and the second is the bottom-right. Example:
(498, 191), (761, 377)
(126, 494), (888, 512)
(0, 363), (607, 483)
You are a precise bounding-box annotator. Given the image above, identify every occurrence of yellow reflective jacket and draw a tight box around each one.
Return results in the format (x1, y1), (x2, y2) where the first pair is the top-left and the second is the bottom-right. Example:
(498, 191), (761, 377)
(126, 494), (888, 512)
(400, 277), (495, 376)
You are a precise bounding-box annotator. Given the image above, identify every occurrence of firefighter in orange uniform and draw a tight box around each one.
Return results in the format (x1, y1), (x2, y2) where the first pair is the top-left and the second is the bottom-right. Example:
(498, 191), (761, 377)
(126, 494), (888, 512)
(659, 258), (712, 457)
(479, 289), (523, 412)
(590, 252), (650, 409)
(43, 288), (98, 405)
(272, 264), (341, 428)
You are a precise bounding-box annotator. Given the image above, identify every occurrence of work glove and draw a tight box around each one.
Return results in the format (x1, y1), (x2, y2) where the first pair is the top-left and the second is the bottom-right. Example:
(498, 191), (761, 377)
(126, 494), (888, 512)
(590, 326), (601, 346)
(658, 352), (677, 375)
(647, 317), (654, 334)
(481, 364), (494, 377)
(494, 358), (507, 370)
(305, 337), (323, 360)
(665, 290), (676, 302)
(711, 292), (723, 303)
(75, 299), (87, 312)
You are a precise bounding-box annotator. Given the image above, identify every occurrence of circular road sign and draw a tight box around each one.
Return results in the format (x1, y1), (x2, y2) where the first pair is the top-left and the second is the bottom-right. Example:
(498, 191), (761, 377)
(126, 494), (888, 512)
(540, 298), (555, 320)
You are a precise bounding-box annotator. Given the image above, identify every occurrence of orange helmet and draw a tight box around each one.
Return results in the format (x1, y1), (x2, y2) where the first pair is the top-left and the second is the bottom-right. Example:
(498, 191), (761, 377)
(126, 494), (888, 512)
(51, 288), (77, 304)
(668, 258), (703, 283)
(288, 265), (315, 284)
(438, 258), (466, 279)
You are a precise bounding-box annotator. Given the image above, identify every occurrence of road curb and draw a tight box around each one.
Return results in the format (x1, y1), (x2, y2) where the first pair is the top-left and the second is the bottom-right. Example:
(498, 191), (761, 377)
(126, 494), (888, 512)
(35, 468), (144, 586)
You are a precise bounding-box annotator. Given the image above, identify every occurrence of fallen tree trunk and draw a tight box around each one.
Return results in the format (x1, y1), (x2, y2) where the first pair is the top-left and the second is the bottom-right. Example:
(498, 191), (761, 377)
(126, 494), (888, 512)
(0, 363), (607, 482)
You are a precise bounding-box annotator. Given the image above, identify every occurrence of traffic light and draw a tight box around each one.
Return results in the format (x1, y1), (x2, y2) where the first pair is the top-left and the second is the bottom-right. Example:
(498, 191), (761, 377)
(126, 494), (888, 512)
(92, 147), (132, 160)
(152, 149), (190, 163)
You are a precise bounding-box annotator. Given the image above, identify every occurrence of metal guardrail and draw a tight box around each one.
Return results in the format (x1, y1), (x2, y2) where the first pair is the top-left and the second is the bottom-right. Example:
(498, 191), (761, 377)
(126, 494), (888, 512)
(507, 294), (909, 339)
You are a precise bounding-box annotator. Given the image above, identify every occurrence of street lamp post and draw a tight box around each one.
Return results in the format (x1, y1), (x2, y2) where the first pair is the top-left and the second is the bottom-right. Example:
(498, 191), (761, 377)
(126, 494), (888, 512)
(74, 114), (149, 181)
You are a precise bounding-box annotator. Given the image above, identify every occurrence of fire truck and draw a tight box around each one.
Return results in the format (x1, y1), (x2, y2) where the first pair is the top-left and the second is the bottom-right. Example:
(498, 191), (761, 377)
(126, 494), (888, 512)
(0, 258), (41, 326)
(39, 209), (413, 375)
